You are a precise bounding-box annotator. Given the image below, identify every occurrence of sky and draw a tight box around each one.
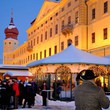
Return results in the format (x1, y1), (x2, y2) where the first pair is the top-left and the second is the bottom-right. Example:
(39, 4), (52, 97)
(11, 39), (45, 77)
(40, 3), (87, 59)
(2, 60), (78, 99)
(0, 0), (44, 63)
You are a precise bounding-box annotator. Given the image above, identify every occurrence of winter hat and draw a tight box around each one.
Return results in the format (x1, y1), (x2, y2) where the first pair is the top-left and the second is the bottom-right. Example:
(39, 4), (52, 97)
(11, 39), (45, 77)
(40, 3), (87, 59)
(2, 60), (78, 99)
(80, 69), (97, 80)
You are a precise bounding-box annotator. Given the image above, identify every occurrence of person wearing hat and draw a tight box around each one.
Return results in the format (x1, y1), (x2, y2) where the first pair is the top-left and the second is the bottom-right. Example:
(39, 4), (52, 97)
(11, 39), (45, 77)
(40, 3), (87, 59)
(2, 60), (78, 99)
(74, 69), (109, 110)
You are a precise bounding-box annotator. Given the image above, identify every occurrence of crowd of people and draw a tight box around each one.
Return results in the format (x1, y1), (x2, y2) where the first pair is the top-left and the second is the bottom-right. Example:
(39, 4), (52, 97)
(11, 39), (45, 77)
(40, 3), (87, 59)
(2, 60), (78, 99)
(0, 77), (37, 109)
(0, 70), (110, 110)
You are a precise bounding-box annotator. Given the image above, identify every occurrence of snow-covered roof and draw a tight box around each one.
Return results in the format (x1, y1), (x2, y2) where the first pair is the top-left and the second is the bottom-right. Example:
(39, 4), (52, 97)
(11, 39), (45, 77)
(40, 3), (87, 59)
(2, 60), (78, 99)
(0, 64), (28, 70)
(8, 25), (16, 29)
(105, 56), (110, 59)
(3, 71), (33, 77)
(5, 38), (17, 40)
(27, 45), (110, 67)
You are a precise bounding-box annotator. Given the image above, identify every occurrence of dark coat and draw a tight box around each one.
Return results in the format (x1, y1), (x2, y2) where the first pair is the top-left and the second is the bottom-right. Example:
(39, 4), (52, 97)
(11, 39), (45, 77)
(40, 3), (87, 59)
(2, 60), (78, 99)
(74, 80), (109, 110)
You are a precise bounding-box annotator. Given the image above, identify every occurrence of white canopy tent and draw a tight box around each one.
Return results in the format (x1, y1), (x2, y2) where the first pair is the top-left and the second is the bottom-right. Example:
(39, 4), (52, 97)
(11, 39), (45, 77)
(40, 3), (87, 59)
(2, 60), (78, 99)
(27, 45), (110, 100)
(27, 45), (110, 67)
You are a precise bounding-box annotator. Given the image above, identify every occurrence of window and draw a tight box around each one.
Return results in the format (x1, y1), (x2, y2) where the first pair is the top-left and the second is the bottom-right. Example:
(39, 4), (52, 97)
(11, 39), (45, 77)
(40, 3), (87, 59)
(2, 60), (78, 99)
(75, 11), (79, 24)
(104, 1), (108, 13)
(50, 17), (52, 20)
(45, 21), (47, 24)
(67, 39), (72, 46)
(33, 39), (35, 46)
(75, 36), (78, 46)
(41, 24), (43, 27)
(68, 2), (71, 7)
(37, 36), (39, 44)
(50, 28), (52, 37)
(30, 54), (32, 60)
(55, 24), (58, 34)
(54, 45), (57, 54)
(68, 16), (71, 24)
(44, 50), (46, 58)
(33, 53), (35, 60)
(36, 53), (38, 60)
(92, 8), (95, 20)
(103, 28), (108, 40)
(25, 57), (28, 64)
(62, 7), (64, 12)
(56, 12), (58, 16)
(61, 42), (64, 51)
(62, 20), (64, 28)
(49, 48), (51, 56)
(45, 31), (47, 40)
(31, 40), (33, 47)
(41, 34), (43, 42)
(92, 32), (95, 43)
(40, 51), (42, 59)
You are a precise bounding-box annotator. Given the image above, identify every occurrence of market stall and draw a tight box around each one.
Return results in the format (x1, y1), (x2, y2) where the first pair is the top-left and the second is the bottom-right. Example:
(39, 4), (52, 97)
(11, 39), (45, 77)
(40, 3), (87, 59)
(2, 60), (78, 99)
(3, 70), (33, 81)
(27, 45), (110, 100)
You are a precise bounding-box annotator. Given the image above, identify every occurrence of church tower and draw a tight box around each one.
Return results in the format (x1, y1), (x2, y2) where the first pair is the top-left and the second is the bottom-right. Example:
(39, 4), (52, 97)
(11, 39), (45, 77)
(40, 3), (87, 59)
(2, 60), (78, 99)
(4, 11), (19, 53)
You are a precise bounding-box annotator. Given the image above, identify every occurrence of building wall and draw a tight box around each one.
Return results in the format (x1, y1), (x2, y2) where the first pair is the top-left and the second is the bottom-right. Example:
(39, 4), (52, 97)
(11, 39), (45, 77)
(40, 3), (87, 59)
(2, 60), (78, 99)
(87, 0), (110, 56)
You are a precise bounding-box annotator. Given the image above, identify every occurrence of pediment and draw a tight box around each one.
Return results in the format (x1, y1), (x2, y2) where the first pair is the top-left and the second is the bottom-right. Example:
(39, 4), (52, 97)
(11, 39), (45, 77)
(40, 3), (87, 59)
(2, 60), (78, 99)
(34, 1), (59, 24)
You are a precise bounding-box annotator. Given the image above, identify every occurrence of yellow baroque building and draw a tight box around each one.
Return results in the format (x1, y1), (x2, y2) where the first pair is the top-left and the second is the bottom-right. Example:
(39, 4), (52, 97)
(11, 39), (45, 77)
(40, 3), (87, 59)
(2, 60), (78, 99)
(3, 0), (110, 65)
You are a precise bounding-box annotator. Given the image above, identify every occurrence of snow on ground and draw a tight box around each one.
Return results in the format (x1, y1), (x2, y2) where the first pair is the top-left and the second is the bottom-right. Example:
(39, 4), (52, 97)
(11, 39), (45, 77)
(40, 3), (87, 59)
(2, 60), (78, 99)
(35, 94), (110, 110)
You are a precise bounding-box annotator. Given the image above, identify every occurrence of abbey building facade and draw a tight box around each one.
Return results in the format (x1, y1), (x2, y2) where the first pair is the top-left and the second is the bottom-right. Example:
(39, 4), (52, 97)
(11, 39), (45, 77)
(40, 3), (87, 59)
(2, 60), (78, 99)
(3, 0), (110, 65)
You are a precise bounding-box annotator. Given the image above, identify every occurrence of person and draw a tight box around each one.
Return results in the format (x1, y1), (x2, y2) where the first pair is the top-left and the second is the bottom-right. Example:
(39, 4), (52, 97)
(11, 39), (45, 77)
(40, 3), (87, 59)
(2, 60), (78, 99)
(6, 80), (12, 109)
(52, 80), (57, 99)
(56, 83), (62, 99)
(1, 80), (8, 109)
(74, 69), (109, 110)
(30, 79), (37, 106)
(104, 83), (108, 92)
(19, 80), (24, 106)
(22, 82), (33, 108)
(41, 82), (48, 106)
(12, 79), (20, 109)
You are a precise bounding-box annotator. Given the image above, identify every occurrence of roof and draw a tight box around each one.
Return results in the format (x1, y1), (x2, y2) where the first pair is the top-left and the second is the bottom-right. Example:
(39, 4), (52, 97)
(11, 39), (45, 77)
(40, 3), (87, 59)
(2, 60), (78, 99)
(3, 71), (33, 77)
(0, 64), (28, 70)
(27, 45), (110, 67)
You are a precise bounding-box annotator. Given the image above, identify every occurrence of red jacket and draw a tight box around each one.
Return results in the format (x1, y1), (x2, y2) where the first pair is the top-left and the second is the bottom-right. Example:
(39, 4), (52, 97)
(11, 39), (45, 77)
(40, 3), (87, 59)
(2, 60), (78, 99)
(12, 82), (20, 96)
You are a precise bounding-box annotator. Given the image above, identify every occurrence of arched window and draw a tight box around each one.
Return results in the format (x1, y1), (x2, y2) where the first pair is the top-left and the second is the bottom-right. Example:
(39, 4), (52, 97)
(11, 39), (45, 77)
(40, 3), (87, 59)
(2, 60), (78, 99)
(67, 39), (72, 46)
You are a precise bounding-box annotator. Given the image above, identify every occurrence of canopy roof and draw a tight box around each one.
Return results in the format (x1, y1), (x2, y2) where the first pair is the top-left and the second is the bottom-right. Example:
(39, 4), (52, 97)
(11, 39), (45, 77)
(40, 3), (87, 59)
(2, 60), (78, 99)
(0, 64), (28, 70)
(3, 71), (33, 77)
(27, 45), (110, 67)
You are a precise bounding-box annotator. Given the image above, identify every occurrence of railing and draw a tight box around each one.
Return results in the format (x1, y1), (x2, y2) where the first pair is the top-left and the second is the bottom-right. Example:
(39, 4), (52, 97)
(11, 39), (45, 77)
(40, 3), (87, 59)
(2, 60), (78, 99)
(27, 46), (33, 52)
(61, 24), (73, 35)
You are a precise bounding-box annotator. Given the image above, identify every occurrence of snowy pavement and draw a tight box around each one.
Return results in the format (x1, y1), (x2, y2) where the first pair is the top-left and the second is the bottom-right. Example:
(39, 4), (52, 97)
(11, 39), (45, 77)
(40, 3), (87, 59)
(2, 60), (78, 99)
(17, 94), (110, 110)
(35, 94), (110, 110)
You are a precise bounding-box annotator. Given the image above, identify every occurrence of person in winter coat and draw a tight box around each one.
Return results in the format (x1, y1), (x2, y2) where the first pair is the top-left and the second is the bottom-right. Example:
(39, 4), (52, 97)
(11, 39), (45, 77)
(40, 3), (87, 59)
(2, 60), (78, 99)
(12, 79), (19, 109)
(6, 80), (12, 109)
(22, 82), (33, 108)
(41, 82), (48, 106)
(31, 79), (37, 106)
(19, 80), (24, 106)
(74, 69), (110, 110)
(1, 81), (7, 109)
